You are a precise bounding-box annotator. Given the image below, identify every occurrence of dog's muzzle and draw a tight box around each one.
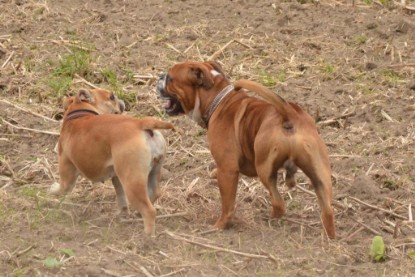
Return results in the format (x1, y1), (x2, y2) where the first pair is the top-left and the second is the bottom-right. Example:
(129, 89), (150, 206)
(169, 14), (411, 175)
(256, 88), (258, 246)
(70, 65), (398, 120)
(156, 73), (168, 98)
(156, 73), (184, 116)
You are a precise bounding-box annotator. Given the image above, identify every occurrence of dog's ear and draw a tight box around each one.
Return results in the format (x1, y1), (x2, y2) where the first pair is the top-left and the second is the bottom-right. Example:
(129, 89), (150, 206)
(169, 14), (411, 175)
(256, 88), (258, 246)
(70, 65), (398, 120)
(208, 61), (225, 76)
(62, 96), (75, 111)
(76, 89), (94, 103)
(190, 65), (214, 89)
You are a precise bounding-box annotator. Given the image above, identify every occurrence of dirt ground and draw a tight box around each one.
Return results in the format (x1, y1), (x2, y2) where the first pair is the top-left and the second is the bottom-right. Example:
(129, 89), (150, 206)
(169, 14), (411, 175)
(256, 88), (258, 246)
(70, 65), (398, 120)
(1, 0), (415, 276)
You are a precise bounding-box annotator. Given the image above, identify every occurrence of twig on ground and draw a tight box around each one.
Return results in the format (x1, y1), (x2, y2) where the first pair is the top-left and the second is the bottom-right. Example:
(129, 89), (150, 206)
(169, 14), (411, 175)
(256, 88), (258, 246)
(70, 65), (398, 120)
(388, 63), (415, 68)
(159, 268), (187, 277)
(0, 99), (58, 123)
(106, 246), (127, 256)
(380, 110), (394, 122)
(119, 212), (188, 223)
(15, 245), (34, 257)
(269, 217), (319, 232)
(365, 163), (375, 176)
(208, 39), (235, 60)
(163, 230), (278, 263)
(139, 266), (154, 277)
(36, 194), (84, 207)
(296, 183), (349, 211)
(51, 38), (90, 51)
(340, 226), (365, 242)
(2, 118), (60, 136)
(317, 111), (355, 126)
(350, 217), (381, 235)
(133, 74), (155, 80)
(329, 154), (363, 158)
(0, 35), (11, 40)
(349, 196), (407, 220)
(1, 50), (14, 68)
(197, 229), (217, 236)
(165, 43), (182, 55)
(393, 220), (414, 238)
(184, 41), (197, 54)
(73, 74), (100, 89)
(100, 268), (123, 277)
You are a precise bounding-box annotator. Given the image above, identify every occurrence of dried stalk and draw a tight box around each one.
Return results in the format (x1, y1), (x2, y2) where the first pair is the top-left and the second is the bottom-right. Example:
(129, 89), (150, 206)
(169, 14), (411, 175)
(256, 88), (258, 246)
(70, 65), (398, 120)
(0, 99), (58, 123)
(2, 118), (60, 136)
(349, 196), (407, 220)
(163, 230), (277, 263)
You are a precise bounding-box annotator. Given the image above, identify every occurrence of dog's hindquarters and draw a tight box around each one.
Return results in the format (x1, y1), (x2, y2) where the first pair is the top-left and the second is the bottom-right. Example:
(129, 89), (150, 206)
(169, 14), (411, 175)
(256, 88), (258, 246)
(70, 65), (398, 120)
(145, 130), (168, 203)
(254, 115), (335, 239)
(292, 128), (335, 239)
(112, 136), (156, 235)
(111, 127), (169, 236)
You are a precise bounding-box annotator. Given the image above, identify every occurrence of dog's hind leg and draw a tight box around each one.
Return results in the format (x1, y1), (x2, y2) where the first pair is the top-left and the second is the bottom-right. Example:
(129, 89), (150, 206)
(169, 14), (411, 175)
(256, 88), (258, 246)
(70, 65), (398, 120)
(256, 158), (286, 218)
(50, 157), (78, 195)
(147, 161), (163, 204)
(116, 157), (156, 235)
(296, 137), (335, 239)
(111, 176), (128, 215)
(213, 168), (239, 230)
(121, 174), (156, 236)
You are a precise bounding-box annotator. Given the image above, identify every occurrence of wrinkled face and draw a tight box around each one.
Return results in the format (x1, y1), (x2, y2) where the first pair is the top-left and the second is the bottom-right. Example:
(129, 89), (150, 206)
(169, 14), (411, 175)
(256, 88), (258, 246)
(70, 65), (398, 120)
(64, 89), (125, 114)
(156, 61), (224, 116)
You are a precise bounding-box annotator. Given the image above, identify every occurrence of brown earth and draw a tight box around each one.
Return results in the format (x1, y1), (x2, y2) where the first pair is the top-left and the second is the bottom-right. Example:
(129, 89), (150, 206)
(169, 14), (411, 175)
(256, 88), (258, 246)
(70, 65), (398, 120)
(1, 0), (415, 276)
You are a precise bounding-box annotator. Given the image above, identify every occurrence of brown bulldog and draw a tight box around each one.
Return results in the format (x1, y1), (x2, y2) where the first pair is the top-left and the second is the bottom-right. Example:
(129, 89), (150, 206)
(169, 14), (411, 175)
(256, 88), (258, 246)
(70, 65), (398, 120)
(50, 88), (174, 236)
(156, 61), (335, 239)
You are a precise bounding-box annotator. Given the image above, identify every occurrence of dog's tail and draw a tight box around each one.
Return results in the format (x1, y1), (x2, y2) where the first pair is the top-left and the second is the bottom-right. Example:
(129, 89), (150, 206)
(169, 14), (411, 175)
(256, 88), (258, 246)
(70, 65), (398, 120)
(138, 117), (174, 130)
(234, 79), (298, 125)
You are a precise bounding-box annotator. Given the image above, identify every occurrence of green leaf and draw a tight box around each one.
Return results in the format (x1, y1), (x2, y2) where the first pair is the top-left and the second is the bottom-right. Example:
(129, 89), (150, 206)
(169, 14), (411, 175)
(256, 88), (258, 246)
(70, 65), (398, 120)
(370, 235), (385, 262)
(60, 248), (75, 257)
(408, 251), (415, 260)
(43, 256), (62, 268)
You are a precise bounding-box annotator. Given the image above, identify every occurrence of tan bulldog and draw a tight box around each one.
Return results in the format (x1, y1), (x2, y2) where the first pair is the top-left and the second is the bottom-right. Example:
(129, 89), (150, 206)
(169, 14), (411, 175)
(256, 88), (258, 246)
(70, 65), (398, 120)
(50, 88), (174, 236)
(156, 61), (335, 239)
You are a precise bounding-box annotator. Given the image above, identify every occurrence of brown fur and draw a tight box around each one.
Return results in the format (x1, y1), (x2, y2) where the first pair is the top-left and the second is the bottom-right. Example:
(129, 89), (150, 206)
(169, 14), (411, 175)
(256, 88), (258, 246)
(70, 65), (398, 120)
(158, 61), (335, 239)
(52, 88), (173, 236)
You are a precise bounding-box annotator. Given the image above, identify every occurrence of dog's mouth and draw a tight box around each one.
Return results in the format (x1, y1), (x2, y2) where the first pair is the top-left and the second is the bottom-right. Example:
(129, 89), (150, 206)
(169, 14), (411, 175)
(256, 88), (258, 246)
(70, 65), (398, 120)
(162, 96), (184, 115)
(156, 74), (184, 116)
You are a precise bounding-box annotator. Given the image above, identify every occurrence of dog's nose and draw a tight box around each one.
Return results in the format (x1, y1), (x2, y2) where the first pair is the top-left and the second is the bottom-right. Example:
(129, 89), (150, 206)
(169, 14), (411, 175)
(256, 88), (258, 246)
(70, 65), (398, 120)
(156, 74), (167, 95)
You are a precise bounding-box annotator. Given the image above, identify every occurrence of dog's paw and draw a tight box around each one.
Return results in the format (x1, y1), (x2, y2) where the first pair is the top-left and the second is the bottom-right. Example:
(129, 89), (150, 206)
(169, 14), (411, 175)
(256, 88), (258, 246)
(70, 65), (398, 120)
(213, 220), (228, 230)
(48, 182), (61, 195)
(271, 206), (286, 218)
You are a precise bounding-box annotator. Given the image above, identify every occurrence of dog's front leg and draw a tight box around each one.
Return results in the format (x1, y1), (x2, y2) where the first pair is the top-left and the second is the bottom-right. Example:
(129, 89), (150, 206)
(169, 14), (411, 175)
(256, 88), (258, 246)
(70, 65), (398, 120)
(111, 176), (128, 215)
(213, 169), (239, 229)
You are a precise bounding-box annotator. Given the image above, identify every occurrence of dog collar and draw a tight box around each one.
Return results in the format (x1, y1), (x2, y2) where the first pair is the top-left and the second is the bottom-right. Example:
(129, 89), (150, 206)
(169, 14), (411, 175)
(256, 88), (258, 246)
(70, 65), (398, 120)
(64, 109), (99, 123)
(203, 84), (234, 127)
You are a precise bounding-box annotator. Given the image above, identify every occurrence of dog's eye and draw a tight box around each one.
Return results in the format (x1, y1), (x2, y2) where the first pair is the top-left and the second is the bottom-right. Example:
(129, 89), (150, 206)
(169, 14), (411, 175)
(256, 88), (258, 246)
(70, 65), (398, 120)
(110, 94), (115, 100)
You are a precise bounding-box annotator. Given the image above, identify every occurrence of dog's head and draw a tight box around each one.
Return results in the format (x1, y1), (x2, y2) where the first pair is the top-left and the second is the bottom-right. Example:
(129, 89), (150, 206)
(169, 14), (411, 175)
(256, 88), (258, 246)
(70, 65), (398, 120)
(63, 88), (125, 114)
(156, 61), (226, 116)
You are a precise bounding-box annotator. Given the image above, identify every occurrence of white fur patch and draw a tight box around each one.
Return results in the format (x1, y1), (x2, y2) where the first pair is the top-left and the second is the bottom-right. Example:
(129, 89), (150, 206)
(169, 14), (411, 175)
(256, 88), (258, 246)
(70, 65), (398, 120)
(186, 94), (205, 127)
(49, 182), (61, 195)
(210, 69), (221, 77)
